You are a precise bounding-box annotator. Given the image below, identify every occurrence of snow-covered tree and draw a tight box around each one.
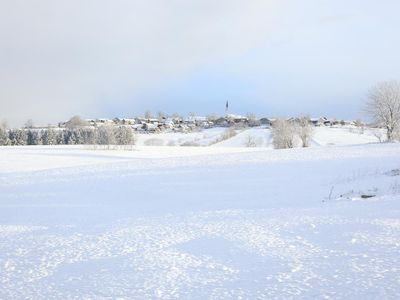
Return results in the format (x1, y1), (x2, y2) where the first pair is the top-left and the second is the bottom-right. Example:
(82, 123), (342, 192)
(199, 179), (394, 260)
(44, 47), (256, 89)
(24, 119), (34, 129)
(354, 119), (365, 134)
(9, 129), (27, 145)
(56, 130), (65, 145)
(171, 112), (182, 121)
(65, 115), (88, 128)
(157, 111), (166, 121)
(206, 113), (218, 123)
(80, 128), (97, 144)
(0, 121), (9, 146)
(272, 119), (296, 149)
(296, 115), (314, 147)
(0, 128), (9, 145)
(27, 130), (40, 145)
(96, 125), (115, 145)
(114, 126), (135, 145)
(64, 129), (77, 145)
(144, 110), (153, 119)
(365, 80), (400, 141)
(246, 113), (259, 127)
(41, 128), (57, 145)
(245, 134), (257, 147)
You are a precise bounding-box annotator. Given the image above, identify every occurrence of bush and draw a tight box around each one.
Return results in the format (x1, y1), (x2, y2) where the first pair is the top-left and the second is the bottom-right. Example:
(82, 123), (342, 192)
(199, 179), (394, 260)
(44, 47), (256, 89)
(167, 140), (176, 146)
(144, 138), (164, 146)
(245, 135), (257, 147)
(181, 141), (200, 147)
(272, 119), (296, 149)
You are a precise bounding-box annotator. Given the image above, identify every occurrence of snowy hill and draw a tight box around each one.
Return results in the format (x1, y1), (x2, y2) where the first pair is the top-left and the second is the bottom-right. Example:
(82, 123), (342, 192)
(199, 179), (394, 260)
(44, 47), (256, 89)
(135, 126), (381, 148)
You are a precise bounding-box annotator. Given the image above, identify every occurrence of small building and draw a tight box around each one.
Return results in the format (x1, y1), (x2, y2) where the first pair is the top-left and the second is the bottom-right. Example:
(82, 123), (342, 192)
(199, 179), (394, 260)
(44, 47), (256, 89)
(215, 117), (229, 127)
(226, 114), (248, 125)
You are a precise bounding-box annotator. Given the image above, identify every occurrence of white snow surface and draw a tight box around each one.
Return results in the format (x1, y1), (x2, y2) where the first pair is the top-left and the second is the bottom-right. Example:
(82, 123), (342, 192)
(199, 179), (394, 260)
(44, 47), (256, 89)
(1, 136), (400, 299)
(135, 126), (381, 148)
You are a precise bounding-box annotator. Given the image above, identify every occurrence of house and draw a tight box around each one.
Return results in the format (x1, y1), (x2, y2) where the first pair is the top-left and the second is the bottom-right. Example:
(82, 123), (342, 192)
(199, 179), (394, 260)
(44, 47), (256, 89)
(340, 120), (356, 126)
(186, 116), (213, 128)
(319, 117), (331, 126)
(121, 118), (136, 125)
(215, 117), (229, 127)
(248, 118), (261, 127)
(286, 117), (300, 124)
(226, 114), (248, 125)
(173, 124), (190, 133)
(259, 118), (272, 126)
(132, 124), (144, 132)
(143, 123), (159, 133)
(310, 118), (322, 126)
(97, 118), (114, 125)
(162, 118), (175, 129)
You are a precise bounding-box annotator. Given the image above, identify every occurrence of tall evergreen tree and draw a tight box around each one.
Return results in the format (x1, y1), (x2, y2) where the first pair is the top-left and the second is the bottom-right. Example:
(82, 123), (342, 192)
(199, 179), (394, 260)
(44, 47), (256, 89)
(41, 128), (57, 145)
(27, 130), (40, 145)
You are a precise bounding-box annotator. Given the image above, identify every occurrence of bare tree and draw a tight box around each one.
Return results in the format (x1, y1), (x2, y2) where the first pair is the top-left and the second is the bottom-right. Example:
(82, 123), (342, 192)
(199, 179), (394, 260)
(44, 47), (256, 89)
(144, 110), (153, 119)
(157, 111), (166, 121)
(245, 134), (257, 147)
(171, 112), (182, 121)
(188, 112), (196, 122)
(97, 125), (115, 146)
(0, 121), (9, 146)
(206, 113), (218, 122)
(354, 118), (365, 134)
(66, 115), (88, 128)
(246, 113), (259, 127)
(296, 115), (314, 147)
(24, 119), (34, 129)
(114, 126), (135, 145)
(271, 118), (296, 149)
(221, 127), (237, 140)
(365, 80), (400, 142)
(1, 120), (8, 131)
(371, 127), (385, 143)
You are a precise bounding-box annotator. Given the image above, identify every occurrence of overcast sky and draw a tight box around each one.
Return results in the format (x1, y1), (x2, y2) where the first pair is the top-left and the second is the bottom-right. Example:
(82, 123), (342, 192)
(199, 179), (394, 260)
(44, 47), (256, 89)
(1, 0), (400, 126)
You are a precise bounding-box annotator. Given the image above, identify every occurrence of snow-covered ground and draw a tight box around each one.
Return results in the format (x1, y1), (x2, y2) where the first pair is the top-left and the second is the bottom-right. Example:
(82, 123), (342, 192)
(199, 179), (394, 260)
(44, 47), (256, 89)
(135, 126), (381, 148)
(1, 129), (399, 299)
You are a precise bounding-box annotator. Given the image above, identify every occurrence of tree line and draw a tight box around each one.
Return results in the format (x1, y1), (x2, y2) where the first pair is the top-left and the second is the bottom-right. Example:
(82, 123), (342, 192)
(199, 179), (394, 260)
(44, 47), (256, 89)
(0, 125), (135, 146)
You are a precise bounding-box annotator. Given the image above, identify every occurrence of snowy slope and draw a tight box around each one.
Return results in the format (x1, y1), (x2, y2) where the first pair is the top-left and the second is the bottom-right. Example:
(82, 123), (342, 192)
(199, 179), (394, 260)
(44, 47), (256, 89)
(0, 144), (400, 299)
(212, 127), (273, 148)
(136, 127), (226, 147)
(312, 126), (380, 146)
(133, 126), (380, 148)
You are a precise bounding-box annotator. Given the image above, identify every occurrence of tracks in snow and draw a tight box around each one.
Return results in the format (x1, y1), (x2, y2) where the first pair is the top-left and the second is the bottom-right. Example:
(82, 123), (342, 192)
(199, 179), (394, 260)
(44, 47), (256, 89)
(1, 210), (399, 299)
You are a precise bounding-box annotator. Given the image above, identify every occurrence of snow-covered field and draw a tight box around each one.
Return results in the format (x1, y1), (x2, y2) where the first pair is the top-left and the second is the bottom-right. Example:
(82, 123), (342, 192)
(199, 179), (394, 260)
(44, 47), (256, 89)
(135, 126), (380, 148)
(1, 128), (399, 299)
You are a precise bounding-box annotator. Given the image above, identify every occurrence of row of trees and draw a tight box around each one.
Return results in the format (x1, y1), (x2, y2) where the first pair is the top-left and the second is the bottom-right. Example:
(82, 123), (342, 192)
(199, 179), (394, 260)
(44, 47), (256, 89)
(0, 126), (135, 146)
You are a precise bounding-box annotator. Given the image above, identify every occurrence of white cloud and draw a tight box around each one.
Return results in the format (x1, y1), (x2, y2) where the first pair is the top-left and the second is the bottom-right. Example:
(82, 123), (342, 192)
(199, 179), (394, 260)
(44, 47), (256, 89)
(0, 0), (281, 126)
